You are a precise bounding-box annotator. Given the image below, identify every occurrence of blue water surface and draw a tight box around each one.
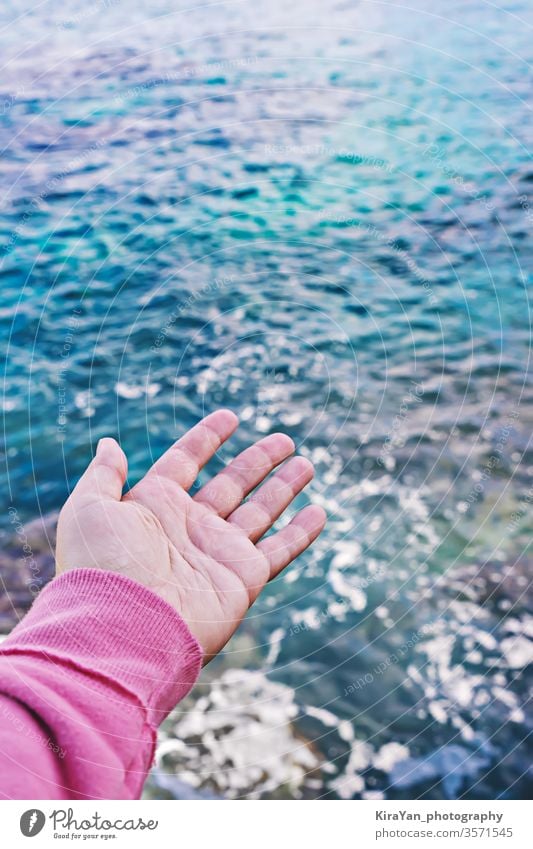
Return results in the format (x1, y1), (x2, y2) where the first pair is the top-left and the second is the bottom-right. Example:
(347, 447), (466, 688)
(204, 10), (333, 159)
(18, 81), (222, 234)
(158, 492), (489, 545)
(0, 0), (532, 799)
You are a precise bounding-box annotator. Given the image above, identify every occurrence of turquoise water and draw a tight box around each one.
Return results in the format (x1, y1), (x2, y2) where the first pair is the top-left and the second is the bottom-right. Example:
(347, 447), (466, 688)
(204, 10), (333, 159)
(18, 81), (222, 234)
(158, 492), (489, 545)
(1, 0), (532, 798)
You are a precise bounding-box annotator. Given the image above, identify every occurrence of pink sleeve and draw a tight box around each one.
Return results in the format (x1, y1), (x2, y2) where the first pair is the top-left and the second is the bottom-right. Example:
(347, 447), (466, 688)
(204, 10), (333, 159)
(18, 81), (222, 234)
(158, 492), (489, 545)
(0, 568), (202, 799)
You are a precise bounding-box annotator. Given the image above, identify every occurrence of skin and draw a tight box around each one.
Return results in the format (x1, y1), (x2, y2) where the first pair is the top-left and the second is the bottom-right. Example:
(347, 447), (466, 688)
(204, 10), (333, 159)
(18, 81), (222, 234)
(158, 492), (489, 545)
(56, 409), (326, 661)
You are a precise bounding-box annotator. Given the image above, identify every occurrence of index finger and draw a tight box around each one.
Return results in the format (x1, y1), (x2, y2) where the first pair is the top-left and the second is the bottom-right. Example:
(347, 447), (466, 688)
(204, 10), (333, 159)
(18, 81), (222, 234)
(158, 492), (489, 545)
(144, 409), (239, 490)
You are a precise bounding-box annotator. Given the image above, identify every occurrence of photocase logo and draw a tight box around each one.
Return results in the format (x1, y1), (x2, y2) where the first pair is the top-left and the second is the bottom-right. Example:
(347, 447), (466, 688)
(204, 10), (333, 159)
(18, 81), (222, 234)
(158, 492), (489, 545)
(20, 809), (46, 837)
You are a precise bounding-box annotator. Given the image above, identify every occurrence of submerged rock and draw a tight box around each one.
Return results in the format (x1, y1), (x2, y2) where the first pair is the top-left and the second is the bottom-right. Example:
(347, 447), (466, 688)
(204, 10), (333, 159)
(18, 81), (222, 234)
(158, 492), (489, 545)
(0, 512), (57, 633)
(390, 742), (493, 798)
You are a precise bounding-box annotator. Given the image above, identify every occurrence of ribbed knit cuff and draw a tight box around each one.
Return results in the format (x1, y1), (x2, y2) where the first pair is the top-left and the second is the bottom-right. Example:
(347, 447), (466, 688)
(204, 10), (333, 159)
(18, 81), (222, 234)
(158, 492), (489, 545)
(0, 569), (203, 725)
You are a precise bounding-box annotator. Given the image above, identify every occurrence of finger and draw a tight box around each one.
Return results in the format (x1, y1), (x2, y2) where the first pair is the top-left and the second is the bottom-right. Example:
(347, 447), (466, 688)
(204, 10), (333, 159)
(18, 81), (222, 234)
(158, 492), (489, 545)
(257, 504), (327, 579)
(71, 438), (128, 503)
(227, 455), (314, 540)
(145, 409), (239, 490)
(193, 432), (295, 516)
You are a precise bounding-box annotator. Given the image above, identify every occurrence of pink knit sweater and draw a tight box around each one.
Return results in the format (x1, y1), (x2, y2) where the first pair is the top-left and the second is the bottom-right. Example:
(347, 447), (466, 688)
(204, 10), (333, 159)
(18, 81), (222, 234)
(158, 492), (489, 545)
(0, 569), (203, 799)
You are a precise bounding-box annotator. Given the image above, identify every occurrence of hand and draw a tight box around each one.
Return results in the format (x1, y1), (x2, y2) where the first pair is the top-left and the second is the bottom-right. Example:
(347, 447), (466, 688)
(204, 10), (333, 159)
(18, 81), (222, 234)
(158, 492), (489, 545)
(56, 410), (326, 659)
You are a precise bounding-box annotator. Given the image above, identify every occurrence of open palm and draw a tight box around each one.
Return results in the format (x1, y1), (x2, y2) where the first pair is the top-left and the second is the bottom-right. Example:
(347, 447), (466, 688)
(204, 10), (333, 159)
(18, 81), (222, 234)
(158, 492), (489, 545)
(56, 410), (326, 658)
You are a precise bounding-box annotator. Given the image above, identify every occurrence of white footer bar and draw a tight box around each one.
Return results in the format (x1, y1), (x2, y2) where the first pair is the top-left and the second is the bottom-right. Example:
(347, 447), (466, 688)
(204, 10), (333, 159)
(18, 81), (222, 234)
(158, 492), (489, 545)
(2, 799), (529, 848)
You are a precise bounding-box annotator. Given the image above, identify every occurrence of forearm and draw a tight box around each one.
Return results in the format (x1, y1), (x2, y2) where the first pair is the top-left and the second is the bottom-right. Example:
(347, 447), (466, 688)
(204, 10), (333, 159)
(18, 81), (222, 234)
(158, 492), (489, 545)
(0, 569), (202, 799)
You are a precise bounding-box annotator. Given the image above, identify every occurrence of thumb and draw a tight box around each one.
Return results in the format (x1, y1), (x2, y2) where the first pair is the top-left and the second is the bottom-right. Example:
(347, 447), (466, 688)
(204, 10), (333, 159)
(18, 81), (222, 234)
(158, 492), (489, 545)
(72, 437), (128, 503)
